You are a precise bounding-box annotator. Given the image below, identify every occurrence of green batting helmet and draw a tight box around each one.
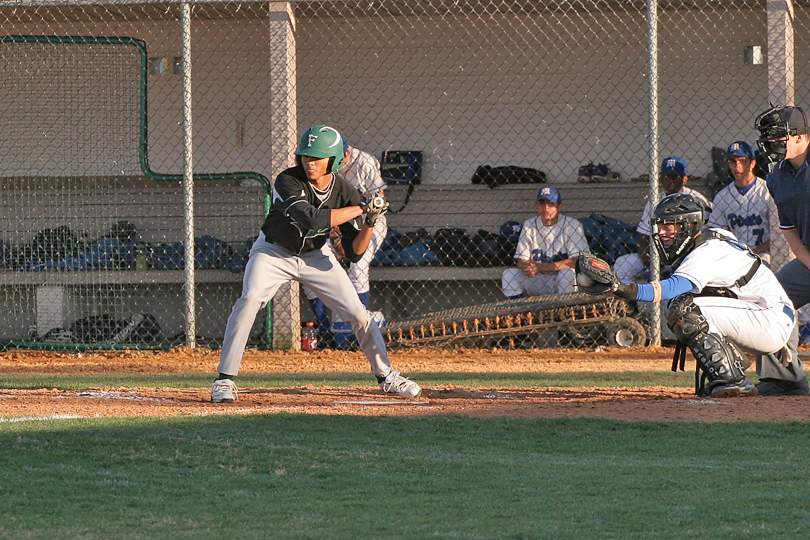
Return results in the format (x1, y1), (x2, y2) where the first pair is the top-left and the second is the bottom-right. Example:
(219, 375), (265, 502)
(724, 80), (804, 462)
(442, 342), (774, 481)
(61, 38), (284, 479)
(295, 125), (345, 173)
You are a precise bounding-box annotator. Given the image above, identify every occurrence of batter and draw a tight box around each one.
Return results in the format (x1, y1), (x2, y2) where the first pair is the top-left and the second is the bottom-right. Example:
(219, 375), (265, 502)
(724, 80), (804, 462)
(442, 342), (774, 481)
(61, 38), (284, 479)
(211, 125), (421, 402)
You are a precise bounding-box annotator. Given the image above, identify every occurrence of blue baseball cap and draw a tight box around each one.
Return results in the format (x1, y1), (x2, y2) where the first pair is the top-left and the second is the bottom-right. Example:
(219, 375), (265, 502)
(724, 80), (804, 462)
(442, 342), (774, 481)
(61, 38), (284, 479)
(727, 141), (755, 158)
(536, 186), (562, 204)
(660, 156), (688, 176)
(342, 139), (349, 155)
(500, 220), (522, 243)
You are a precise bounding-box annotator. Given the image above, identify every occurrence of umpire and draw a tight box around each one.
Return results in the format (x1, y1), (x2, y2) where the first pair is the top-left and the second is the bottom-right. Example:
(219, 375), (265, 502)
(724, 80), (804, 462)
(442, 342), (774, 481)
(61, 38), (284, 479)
(755, 105), (810, 396)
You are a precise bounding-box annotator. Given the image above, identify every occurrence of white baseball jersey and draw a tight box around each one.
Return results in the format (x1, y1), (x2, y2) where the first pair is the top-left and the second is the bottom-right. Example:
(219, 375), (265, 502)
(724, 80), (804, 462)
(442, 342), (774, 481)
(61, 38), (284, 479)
(675, 228), (791, 312)
(339, 147), (388, 294)
(708, 177), (773, 250)
(341, 147), (387, 198)
(637, 187), (710, 235)
(514, 215), (588, 263)
(673, 228), (794, 356)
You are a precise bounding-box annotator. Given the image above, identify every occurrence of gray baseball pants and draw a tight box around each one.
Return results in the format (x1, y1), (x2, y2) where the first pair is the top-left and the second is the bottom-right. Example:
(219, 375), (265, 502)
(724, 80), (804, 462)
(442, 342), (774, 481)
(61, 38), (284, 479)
(776, 258), (810, 310)
(755, 258), (810, 382)
(217, 234), (392, 378)
(756, 316), (805, 382)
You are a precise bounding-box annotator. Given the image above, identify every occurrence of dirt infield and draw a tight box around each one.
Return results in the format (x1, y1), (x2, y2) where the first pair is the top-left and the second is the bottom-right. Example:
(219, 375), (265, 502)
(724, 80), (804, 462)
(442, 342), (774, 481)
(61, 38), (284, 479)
(2, 346), (810, 422)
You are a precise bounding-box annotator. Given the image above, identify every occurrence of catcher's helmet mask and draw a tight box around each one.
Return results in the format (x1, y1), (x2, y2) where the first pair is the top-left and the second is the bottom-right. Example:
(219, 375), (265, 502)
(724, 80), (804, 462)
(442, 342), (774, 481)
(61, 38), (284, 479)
(755, 105), (809, 164)
(294, 125), (345, 174)
(651, 193), (710, 268)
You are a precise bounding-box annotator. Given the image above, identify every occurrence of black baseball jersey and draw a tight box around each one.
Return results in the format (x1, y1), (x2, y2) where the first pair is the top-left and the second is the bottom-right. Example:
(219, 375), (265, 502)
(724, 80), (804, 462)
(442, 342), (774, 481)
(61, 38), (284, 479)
(261, 166), (364, 262)
(767, 157), (810, 249)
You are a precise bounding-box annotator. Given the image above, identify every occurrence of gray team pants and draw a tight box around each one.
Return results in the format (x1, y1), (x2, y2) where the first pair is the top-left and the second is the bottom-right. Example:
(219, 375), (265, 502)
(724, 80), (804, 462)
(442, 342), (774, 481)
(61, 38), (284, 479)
(755, 259), (810, 382)
(756, 318), (805, 382)
(217, 236), (393, 379)
(776, 258), (810, 311)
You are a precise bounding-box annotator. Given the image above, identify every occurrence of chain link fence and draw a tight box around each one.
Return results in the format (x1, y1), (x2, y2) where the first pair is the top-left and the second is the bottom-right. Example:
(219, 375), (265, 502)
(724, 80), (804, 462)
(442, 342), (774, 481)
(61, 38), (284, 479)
(0, 0), (805, 351)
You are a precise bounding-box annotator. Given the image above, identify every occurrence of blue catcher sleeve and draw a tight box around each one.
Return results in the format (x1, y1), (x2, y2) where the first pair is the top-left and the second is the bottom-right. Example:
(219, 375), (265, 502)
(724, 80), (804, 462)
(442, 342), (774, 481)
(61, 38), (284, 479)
(636, 274), (695, 302)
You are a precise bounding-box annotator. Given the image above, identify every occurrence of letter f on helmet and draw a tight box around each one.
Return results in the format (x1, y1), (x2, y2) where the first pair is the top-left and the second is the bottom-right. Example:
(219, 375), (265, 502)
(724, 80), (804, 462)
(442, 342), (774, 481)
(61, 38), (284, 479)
(296, 125), (345, 173)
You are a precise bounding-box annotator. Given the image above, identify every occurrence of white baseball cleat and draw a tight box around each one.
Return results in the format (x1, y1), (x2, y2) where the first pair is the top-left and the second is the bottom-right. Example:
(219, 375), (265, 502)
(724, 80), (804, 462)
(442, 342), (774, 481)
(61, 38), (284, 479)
(379, 370), (422, 398)
(211, 379), (238, 403)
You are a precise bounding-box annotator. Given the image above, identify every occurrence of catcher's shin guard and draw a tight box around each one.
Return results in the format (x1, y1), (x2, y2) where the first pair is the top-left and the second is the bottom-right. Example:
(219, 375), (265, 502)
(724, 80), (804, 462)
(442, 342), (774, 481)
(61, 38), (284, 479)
(688, 333), (755, 398)
(666, 294), (754, 397)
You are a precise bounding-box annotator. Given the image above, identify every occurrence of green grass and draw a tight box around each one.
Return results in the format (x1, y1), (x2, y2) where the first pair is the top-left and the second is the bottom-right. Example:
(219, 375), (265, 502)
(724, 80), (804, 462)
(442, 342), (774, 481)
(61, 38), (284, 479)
(1, 415), (809, 540)
(0, 370), (697, 390)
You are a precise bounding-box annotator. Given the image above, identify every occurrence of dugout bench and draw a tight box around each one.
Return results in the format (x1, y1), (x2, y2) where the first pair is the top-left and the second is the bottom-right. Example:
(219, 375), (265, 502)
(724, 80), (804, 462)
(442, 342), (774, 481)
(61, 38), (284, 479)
(1, 178), (670, 349)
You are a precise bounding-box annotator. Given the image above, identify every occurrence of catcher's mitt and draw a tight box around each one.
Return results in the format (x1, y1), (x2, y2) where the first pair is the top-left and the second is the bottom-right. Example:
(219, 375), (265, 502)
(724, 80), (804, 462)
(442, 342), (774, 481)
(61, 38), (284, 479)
(575, 253), (620, 295)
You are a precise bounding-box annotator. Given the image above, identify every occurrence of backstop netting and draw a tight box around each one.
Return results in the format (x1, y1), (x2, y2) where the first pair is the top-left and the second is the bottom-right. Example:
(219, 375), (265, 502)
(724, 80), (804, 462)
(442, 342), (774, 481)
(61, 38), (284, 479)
(0, 37), (142, 177)
(0, 1), (807, 351)
(0, 33), (267, 350)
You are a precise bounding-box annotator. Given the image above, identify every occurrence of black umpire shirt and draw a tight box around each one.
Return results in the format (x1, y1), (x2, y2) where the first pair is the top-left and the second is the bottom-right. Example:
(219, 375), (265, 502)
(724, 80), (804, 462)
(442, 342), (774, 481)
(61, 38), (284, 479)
(767, 155), (810, 250)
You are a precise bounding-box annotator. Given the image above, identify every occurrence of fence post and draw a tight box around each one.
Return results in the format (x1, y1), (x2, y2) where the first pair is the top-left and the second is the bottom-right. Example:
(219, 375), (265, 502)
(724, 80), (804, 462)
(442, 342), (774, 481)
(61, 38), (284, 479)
(767, 0), (795, 105)
(181, 1), (196, 348)
(647, 0), (661, 346)
(268, 2), (299, 350)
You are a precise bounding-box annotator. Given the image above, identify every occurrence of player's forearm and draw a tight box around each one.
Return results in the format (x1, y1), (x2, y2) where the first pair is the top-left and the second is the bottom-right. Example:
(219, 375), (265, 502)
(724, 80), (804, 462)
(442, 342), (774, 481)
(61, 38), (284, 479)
(783, 228), (810, 270)
(556, 258), (577, 270)
(752, 240), (770, 255)
(351, 226), (373, 256)
(635, 275), (695, 302)
(537, 258), (576, 273)
(637, 235), (651, 263)
(330, 206), (364, 227)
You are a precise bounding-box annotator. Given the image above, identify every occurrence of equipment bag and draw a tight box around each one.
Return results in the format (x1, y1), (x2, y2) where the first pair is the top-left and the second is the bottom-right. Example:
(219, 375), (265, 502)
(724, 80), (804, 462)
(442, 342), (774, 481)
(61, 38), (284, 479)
(471, 165), (547, 188)
(432, 228), (482, 267)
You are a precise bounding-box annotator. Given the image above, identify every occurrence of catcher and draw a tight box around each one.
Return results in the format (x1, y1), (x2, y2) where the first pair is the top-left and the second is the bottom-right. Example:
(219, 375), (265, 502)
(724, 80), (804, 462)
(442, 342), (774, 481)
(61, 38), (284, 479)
(576, 192), (807, 398)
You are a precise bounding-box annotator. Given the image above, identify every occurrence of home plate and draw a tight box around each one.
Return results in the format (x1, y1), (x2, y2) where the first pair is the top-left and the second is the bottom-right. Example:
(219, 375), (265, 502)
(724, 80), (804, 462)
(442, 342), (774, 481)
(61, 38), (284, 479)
(334, 400), (430, 405)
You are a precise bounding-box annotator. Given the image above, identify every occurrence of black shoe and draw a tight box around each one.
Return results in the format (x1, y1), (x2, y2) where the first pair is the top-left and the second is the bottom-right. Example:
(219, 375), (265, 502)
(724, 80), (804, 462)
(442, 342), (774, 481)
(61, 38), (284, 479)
(755, 377), (810, 396)
(710, 379), (758, 398)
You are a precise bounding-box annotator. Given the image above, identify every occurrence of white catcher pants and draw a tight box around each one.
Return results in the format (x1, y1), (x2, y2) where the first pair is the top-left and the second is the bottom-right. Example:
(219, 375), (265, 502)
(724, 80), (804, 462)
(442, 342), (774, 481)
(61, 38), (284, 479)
(692, 296), (793, 356)
(218, 233), (392, 378)
(693, 295), (803, 382)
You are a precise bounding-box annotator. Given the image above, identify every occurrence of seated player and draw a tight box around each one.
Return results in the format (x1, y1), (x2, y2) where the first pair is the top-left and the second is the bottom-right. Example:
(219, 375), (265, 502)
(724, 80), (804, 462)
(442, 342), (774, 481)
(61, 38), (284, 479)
(501, 187), (588, 299)
(614, 157), (710, 284)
